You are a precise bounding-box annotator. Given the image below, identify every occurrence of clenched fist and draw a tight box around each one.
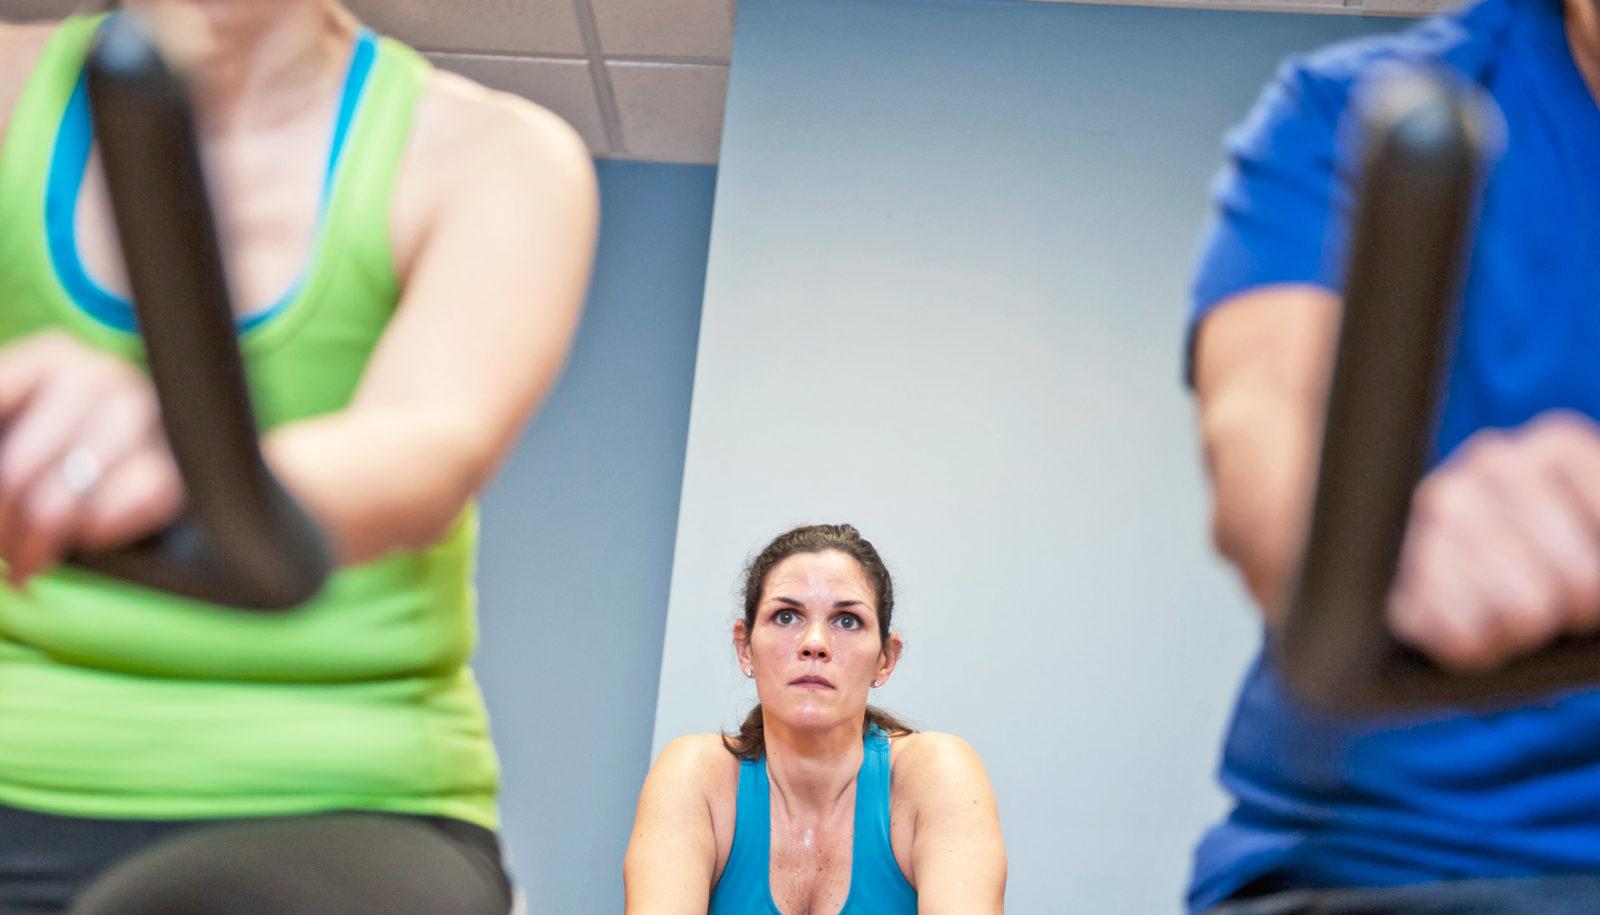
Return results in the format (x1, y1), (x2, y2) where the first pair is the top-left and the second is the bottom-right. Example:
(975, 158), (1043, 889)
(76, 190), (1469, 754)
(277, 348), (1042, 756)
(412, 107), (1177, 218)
(1389, 411), (1600, 671)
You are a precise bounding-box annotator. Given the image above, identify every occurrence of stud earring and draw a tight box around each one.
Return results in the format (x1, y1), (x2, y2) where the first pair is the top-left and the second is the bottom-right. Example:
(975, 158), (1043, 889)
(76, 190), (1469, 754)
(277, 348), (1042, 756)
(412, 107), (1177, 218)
(872, 679), (883, 688)
(744, 668), (754, 678)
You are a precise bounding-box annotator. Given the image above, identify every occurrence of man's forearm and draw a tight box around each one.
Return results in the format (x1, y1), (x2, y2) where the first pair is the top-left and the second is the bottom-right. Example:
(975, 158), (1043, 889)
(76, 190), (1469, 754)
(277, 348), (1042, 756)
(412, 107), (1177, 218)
(1202, 388), (1322, 622)
(1192, 286), (1341, 622)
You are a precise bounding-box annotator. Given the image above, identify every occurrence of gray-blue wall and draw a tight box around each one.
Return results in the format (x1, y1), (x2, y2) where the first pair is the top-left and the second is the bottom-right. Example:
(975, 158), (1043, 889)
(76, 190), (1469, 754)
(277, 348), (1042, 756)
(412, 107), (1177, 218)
(652, 1), (1400, 912)
(475, 159), (716, 912)
(472, 3), (1407, 910)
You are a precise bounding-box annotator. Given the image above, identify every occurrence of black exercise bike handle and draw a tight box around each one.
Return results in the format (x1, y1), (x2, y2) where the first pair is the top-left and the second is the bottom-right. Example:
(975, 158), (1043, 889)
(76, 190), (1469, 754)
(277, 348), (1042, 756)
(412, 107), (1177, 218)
(69, 13), (331, 610)
(1276, 69), (1600, 712)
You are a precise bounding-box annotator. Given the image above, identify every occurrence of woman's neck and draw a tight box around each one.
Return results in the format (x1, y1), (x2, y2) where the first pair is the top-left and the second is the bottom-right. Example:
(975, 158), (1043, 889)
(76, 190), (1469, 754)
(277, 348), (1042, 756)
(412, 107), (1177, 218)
(126, 0), (356, 136)
(763, 718), (866, 815)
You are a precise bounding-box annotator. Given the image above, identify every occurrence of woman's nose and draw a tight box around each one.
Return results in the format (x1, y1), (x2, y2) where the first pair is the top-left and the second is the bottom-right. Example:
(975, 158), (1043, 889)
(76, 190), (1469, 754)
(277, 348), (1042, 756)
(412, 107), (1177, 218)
(798, 625), (830, 659)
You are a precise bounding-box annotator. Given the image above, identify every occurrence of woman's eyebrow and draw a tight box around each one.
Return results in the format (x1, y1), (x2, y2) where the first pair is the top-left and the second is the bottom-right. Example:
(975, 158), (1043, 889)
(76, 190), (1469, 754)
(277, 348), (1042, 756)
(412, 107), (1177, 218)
(765, 596), (869, 609)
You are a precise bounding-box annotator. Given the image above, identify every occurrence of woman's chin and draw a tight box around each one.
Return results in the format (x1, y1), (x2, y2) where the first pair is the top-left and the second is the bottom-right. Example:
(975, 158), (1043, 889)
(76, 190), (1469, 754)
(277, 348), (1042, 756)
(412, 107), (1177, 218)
(766, 701), (857, 733)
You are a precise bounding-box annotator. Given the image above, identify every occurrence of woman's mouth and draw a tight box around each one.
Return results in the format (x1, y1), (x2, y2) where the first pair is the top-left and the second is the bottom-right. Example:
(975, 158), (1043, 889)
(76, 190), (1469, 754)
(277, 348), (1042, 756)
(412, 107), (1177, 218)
(789, 675), (835, 690)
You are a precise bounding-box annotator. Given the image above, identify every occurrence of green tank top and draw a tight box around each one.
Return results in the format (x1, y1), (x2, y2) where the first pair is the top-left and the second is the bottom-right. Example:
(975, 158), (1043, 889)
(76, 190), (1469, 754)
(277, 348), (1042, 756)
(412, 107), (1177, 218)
(0, 16), (498, 829)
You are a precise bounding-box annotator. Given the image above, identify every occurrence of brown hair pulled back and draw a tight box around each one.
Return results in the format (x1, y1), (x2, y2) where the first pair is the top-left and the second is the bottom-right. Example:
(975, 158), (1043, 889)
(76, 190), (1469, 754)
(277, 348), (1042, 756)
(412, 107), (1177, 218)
(722, 524), (913, 761)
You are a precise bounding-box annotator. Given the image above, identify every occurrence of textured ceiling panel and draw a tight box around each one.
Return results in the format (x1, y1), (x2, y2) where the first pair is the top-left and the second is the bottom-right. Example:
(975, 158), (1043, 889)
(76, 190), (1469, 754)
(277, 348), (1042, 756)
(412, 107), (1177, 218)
(591, 0), (736, 59)
(1359, 0), (1459, 14)
(1, 0), (1452, 167)
(608, 61), (728, 163)
(343, 0), (587, 56)
(427, 53), (609, 155)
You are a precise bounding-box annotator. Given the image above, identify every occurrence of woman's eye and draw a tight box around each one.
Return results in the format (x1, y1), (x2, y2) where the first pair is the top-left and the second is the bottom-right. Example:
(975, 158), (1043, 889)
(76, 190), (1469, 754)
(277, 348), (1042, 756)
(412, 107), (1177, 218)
(837, 615), (861, 630)
(774, 609), (796, 625)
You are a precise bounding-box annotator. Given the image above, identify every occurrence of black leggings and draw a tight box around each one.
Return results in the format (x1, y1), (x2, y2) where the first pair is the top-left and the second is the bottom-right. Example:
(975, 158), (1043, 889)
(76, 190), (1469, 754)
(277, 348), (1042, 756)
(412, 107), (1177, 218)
(0, 803), (512, 914)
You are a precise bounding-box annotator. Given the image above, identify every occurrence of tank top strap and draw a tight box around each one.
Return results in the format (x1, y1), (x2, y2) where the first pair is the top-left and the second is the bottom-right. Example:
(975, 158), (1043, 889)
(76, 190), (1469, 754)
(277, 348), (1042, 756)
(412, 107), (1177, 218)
(0, 15), (102, 235)
(708, 756), (780, 914)
(215, 27), (431, 357)
(0, 15), (121, 352)
(303, 33), (432, 325)
(842, 726), (918, 913)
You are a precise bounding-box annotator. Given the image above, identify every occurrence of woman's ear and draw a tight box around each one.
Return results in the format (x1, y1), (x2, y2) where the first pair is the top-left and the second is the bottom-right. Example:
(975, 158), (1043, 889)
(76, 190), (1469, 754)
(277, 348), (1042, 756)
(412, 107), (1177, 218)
(733, 620), (754, 674)
(874, 633), (905, 687)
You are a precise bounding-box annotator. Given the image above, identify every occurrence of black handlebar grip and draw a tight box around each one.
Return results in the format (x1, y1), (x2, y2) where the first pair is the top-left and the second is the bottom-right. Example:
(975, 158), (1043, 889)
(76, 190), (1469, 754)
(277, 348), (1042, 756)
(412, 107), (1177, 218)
(1277, 69), (1493, 712)
(1274, 70), (1600, 711)
(72, 13), (331, 610)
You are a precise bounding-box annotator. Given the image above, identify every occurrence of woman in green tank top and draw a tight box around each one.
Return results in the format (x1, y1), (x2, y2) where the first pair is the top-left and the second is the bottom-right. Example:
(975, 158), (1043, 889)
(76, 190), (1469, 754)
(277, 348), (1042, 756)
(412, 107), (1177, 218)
(0, 0), (597, 911)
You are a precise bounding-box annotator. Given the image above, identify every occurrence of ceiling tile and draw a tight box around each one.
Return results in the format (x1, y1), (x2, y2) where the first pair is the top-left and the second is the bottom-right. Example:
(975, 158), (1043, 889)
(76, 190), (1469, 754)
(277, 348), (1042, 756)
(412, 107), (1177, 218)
(1359, 0), (1460, 13)
(607, 62), (727, 164)
(346, 0), (586, 56)
(590, 0), (735, 59)
(427, 53), (608, 156)
(0, 0), (78, 20)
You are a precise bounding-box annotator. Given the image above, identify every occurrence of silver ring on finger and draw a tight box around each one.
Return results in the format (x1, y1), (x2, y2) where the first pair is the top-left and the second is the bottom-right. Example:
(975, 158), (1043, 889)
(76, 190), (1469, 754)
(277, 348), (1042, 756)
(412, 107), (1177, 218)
(60, 446), (102, 497)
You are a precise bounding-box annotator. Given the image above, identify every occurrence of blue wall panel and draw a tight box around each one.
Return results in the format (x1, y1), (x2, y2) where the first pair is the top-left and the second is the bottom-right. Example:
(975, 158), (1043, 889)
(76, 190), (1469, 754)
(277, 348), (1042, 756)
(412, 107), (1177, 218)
(475, 160), (717, 910)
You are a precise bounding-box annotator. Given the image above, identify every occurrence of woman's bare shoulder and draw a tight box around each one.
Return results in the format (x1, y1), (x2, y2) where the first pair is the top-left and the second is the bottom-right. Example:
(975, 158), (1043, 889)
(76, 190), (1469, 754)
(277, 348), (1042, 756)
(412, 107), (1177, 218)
(890, 730), (983, 757)
(388, 62), (595, 279)
(651, 733), (743, 795)
(890, 732), (992, 794)
(411, 65), (591, 183)
(0, 18), (58, 54)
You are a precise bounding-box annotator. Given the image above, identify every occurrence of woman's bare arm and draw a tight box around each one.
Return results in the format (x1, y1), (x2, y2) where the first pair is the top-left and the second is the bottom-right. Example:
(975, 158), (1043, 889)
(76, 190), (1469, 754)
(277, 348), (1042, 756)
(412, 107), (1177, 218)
(0, 80), (595, 580)
(624, 736), (724, 915)
(261, 85), (597, 564)
(900, 733), (1006, 914)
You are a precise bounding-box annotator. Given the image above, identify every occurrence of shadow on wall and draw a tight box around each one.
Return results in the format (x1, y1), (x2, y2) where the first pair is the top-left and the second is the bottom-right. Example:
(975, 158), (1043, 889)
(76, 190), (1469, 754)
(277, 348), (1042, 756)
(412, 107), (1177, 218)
(474, 159), (717, 912)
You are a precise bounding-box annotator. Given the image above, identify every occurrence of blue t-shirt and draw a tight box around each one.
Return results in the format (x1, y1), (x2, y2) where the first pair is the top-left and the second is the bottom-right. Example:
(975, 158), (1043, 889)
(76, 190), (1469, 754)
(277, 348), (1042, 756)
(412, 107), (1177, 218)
(1188, 0), (1600, 910)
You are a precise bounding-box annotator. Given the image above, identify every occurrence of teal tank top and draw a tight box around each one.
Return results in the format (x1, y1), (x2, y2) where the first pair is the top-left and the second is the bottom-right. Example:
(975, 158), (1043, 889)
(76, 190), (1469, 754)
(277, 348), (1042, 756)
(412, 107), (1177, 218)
(709, 726), (918, 914)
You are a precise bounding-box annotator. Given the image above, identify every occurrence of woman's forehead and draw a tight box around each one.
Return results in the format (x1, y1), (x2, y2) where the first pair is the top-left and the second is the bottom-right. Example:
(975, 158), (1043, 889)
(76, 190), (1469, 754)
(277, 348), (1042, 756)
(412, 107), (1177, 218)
(763, 551), (874, 601)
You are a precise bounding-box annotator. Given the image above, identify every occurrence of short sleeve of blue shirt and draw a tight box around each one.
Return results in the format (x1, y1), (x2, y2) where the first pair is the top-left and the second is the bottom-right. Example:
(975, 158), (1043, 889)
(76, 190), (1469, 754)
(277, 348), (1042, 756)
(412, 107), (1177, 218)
(1192, 61), (1352, 318)
(1183, 60), (1356, 383)
(1184, 10), (1498, 382)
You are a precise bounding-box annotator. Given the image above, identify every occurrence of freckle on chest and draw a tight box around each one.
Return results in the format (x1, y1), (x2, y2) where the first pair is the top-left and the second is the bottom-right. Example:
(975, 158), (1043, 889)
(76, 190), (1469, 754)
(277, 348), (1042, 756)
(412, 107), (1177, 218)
(771, 815), (854, 915)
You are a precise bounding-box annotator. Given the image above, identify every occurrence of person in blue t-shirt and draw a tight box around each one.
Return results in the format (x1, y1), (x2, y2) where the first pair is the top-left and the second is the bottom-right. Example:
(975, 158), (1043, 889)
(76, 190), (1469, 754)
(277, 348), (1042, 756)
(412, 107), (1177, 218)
(1188, 0), (1600, 911)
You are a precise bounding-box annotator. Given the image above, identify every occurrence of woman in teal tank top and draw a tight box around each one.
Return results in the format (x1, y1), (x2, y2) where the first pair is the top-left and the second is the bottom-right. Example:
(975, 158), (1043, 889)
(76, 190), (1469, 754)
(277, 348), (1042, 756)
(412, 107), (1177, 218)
(625, 525), (1008, 914)
(0, 0), (596, 911)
